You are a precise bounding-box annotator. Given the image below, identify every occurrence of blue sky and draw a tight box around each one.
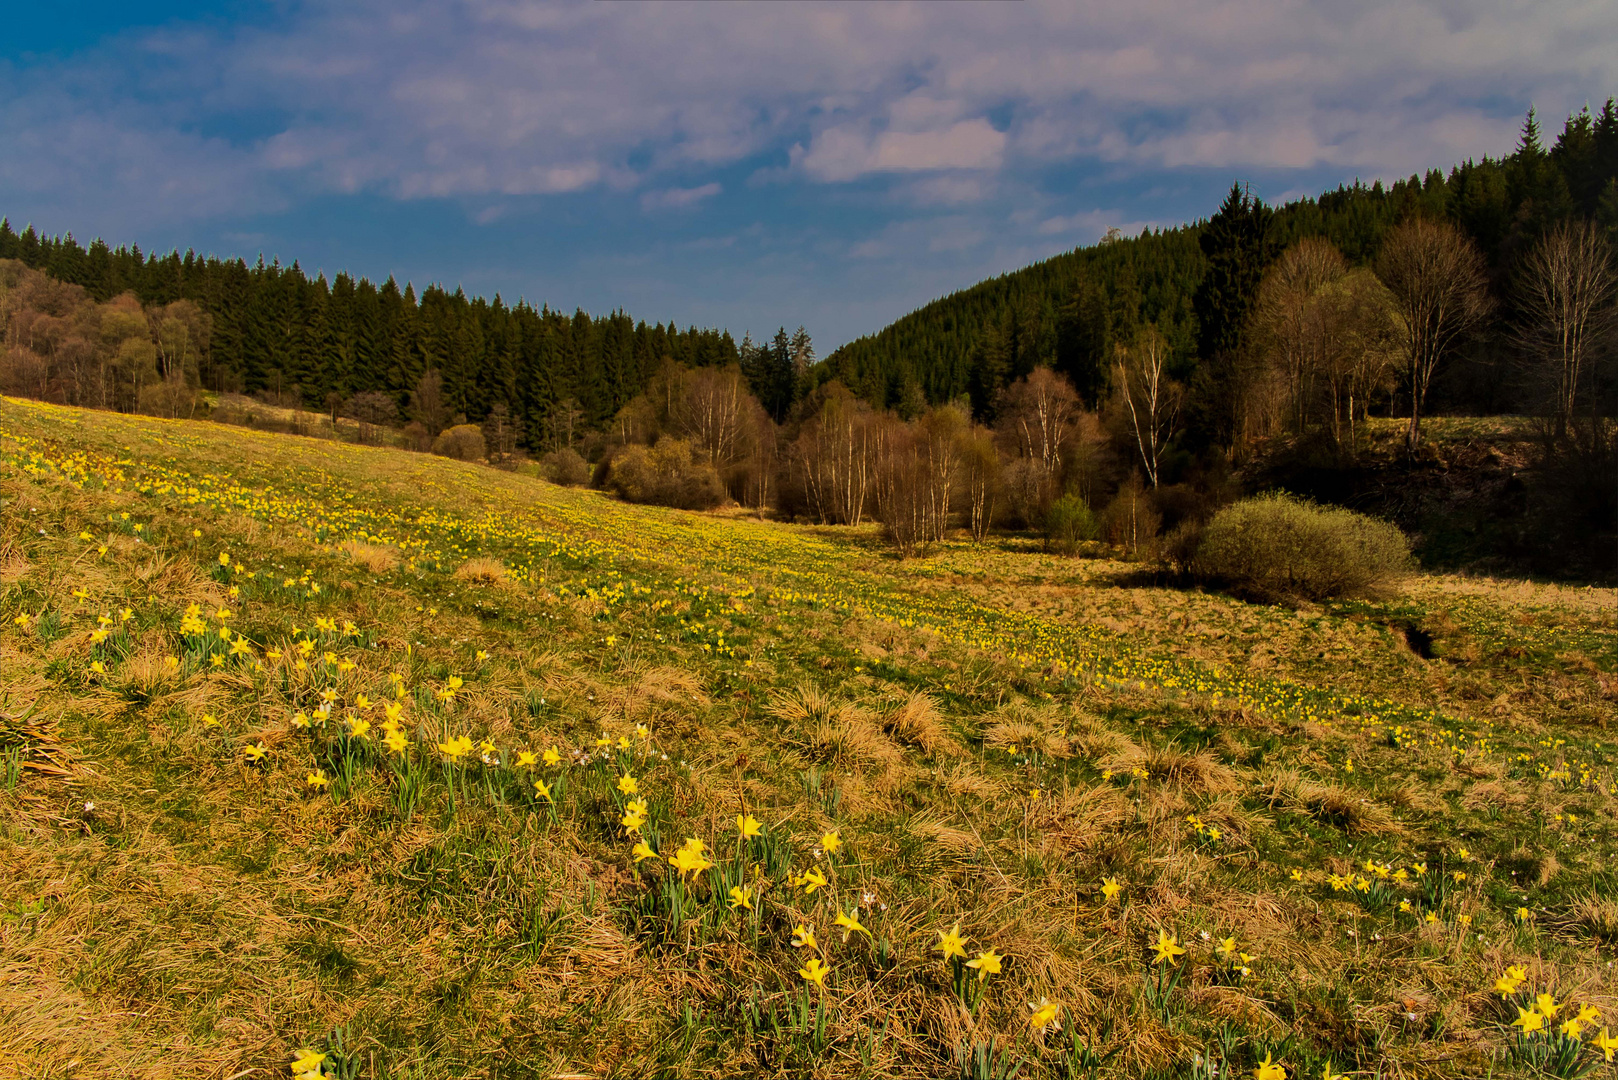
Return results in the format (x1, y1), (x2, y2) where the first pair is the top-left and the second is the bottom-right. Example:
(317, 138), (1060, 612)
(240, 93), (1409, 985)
(2, 1), (1615, 351)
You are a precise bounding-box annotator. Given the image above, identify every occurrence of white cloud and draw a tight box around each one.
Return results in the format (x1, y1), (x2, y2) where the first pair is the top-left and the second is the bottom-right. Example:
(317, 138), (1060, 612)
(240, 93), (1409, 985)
(640, 182), (723, 211)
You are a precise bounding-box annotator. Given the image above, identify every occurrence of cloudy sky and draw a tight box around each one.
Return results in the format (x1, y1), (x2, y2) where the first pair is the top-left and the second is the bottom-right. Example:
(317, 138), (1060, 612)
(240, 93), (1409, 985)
(3, 1), (1615, 349)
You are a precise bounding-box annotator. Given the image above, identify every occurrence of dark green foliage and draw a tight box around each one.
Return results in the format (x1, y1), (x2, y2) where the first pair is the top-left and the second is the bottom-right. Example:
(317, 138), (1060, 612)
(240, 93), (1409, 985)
(1043, 493), (1098, 554)
(0, 221), (739, 446)
(820, 100), (1618, 428)
(1193, 493), (1413, 601)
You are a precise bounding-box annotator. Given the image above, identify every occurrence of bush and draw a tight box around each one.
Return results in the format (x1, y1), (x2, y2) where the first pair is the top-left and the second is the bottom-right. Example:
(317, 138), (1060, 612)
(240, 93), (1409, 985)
(604, 437), (726, 510)
(1043, 494), (1098, 555)
(541, 447), (591, 486)
(1193, 492), (1412, 600)
(432, 424), (486, 461)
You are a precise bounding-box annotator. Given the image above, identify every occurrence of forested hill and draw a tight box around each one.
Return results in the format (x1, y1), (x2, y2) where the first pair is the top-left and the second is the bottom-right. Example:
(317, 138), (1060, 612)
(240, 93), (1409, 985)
(0, 221), (739, 431)
(819, 103), (1618, 416)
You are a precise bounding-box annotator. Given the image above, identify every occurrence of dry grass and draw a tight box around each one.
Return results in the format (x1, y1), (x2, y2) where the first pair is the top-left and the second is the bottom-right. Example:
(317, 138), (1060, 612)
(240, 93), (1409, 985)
(3, 399), (1616, 1080)
(452, 555), (506, 584)
(340, 539), (401, 574)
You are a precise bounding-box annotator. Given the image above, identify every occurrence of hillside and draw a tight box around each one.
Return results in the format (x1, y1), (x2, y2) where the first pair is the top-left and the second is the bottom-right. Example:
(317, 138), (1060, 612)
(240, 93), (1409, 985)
(820, 103), (1618, 419)
(3, 397), (1617, 1077)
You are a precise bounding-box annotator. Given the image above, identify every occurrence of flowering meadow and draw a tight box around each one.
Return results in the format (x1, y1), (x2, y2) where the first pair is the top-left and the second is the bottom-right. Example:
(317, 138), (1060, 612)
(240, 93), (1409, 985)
(2, 396), (1616, 1079)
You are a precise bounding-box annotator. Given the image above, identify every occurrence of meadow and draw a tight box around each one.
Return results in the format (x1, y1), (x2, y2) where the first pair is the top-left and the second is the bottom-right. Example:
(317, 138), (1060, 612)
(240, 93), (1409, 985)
(2, 395), (1616, 1079)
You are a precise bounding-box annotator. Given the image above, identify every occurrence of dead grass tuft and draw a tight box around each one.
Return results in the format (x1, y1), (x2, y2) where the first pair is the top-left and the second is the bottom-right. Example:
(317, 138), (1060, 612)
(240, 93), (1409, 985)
(340, 539), (400, 574)
(879, 691), (956, 755)
(452, 556), (506, 584)
(1258, 769), (1403, 835)
(1104, 743), (1240, 794)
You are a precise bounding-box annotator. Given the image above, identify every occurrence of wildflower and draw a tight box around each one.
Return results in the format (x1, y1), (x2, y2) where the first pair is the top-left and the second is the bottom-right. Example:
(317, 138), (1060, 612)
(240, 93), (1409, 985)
(1577, 1004), (1600, 1026)
(292, 712), (311, 729)
(1151, 929), (1187, 964)
(626, 798), (648, 817)
(1398, 900), (1412, 913)
(306, 769), (330, 789)
(1561, 1017), (1586, 1039)
(349, 717), (371, 740)
(1513, 1006), (1545, 1033)
(1516, 906), (1531, 922)
(1452, 871), (1467, 883)
(799, 958), (829, 986)
(631, 840), (656, 863)
(1101, 876), (1122, 901)
(290, 1049), (326, 1080)
(1424, 912), (1438, 925)
(936, 922), (967, 962)
(616, 773), (638, 796)
(821, 829), (841, 854)
(1594, 1028), (1618, 1062)
(1494, 968), (1526, 998)
(1217, 937), (1237, 960)
(534, 778), (553, 803)
(1028, 998), (1060, 1031)
(669, 838), (712, 878)
(966, 948), (1003, 981)
(800, 867), (828, 894)
(437, 735), (474, 761)
(792, 924), (817, 950)
(384, 729), (410, 756)
(736, 812), (762, 839)
(620, 809), (645, 835)
(1289, 869), (1303, 882)
(543, 746), (561, 766)
(728, 886), (753, 911)
(834, 908), (871, 940)
(476, 649), (489, 661)
(516, 750), (537, 767)
(1536, 992), (1560, 1019)
(1254, 1053), (1285, 1080)
(90, 660), (106, 674)
(243, 743), (268, 763)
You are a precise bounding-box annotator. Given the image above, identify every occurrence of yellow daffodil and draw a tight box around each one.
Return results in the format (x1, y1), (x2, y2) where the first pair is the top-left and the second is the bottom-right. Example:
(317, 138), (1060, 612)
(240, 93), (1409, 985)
(936, 923), (968, 962)
(616, 773), (638, 796)
(543, 746), (561, 766)
(516, 750), (537, 767)
(669, 838), (711, 878)
(1593, 1027), (1618, 1062)
(792, 924), (817, 950)
(736, 812), (762, 839)
(1253, 1053), (1285, 1080)
(728, 886), (753, 911)
(1028, 998), (1060, 1031)
(243, 743), (268, 763)
(306, 769), (329, 789)
(384, 729), (410, 756)
(89, 660), (106, 674)
(800, 867), (828, 894)
(1513, 1006), (1545, 1033)
(1101, 876), (1121, 901)
(966, 948), (1003, 981)
(834, 908), (871, 940)
(799, 958), (828, 986)
(620, 810), (645, 834)
(632, 840), (656, 863)
(290, 1048), (326, 1080)
(820, 829), (840, 854)
(1151, 930), (1187, 964)
(534, 778), (553, 803)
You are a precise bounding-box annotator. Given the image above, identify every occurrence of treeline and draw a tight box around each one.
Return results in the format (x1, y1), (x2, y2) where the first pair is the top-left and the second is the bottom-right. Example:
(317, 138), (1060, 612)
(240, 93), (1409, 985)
(0, 221), (749, 440)
(820, 103), (1618, 439)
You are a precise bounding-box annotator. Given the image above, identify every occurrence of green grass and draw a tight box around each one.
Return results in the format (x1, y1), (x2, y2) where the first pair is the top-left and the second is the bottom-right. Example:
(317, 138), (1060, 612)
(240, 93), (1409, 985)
(1, 396), (1616, 1079)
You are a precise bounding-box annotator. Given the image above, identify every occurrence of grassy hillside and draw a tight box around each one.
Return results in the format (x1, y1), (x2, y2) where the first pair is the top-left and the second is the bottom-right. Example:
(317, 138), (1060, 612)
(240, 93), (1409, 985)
(2, 397), (1616, 1079)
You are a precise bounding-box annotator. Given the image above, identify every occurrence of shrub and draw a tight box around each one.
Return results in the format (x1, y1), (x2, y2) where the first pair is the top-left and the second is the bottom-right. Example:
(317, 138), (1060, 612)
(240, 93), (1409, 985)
(541, 447), (591, 487)
(604, 437), (726, 510)
(1193, 492), (1412, 600)
(1043, 493), (1098, 555)
(432, 424), (486, 461)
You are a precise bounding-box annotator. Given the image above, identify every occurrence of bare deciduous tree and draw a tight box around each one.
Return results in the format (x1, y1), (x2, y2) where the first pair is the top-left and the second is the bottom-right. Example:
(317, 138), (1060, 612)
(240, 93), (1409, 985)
(1514, 220), (1617, 435)
(1113, 324), (1182, 487)
(1376, 218), (1491, 453)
